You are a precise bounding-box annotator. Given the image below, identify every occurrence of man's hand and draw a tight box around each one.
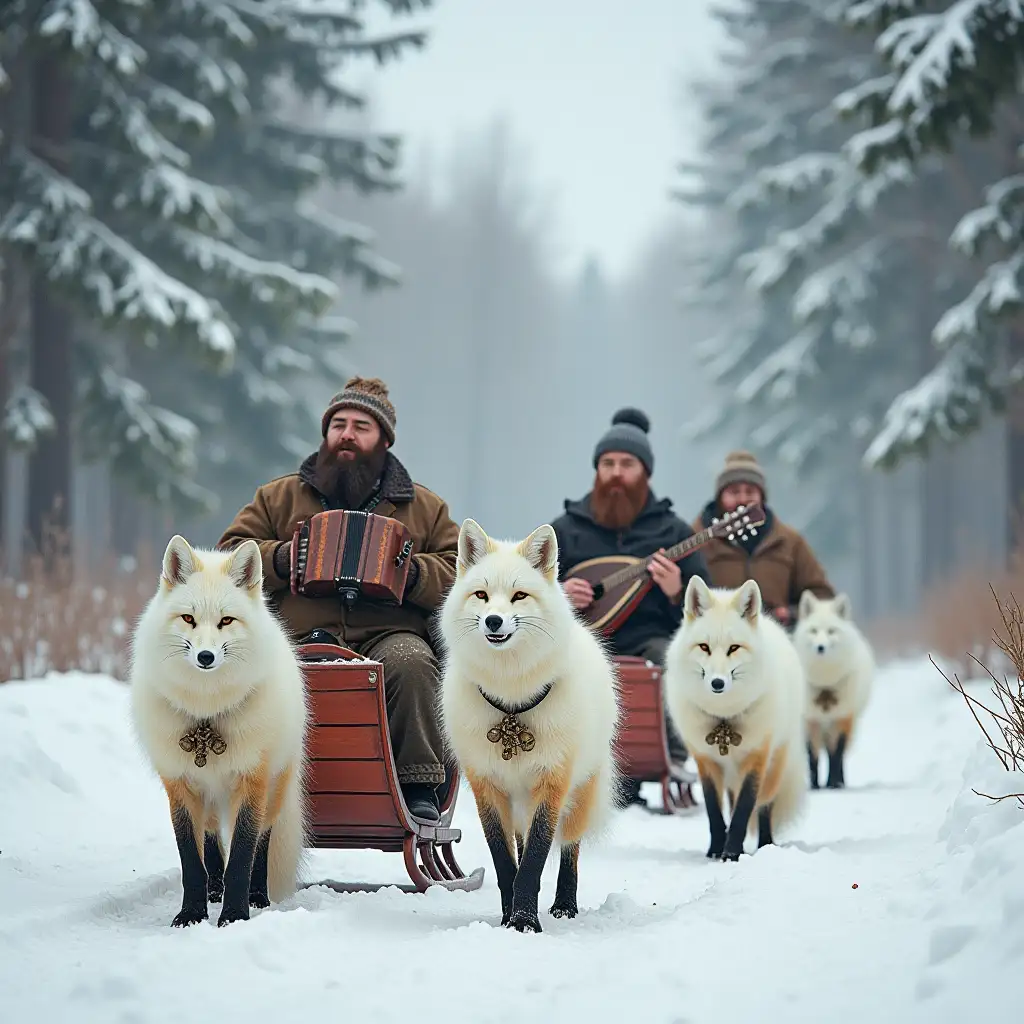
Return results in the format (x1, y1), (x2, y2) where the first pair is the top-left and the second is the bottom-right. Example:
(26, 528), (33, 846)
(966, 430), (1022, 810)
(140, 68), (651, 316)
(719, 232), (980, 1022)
(648, 549), (683, 601)
(771, 605), (792, 625)
(562, 577), (594, 609)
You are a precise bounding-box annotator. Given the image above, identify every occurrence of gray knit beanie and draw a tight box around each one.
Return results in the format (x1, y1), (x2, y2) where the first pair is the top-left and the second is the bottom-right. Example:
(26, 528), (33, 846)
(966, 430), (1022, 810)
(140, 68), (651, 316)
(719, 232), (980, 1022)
(592, 408), (654, 475)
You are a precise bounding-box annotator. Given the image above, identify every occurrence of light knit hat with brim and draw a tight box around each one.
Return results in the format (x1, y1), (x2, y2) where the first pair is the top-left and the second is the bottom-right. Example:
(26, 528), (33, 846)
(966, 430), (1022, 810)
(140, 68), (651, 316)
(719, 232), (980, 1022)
(715, 449), (767, 499)
(321, 376), (396, 446)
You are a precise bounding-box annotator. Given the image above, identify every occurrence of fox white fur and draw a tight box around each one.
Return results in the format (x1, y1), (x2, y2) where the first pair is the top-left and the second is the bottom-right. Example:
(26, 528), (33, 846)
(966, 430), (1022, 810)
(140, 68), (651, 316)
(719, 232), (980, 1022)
(663, 576), (807, 860)
(793, 589), (874, 789)
(437, 519), (622, 932)
(129, 535), (310, 928)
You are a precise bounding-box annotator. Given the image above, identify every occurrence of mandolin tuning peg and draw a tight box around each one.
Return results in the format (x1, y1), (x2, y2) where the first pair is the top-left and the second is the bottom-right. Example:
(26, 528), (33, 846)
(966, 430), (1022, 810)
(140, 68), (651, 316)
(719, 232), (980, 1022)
(750, 527), (758, 535)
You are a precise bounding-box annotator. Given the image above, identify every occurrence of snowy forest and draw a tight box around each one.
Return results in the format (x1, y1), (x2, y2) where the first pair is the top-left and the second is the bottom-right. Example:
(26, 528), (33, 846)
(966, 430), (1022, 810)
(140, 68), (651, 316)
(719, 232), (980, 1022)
(2, 0), (1023, 644)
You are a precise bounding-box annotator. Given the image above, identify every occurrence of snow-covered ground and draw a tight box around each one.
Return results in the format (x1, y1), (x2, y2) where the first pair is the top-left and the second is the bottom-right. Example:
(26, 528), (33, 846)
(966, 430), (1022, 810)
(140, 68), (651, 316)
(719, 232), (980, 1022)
(1, 657), (1021, 1023)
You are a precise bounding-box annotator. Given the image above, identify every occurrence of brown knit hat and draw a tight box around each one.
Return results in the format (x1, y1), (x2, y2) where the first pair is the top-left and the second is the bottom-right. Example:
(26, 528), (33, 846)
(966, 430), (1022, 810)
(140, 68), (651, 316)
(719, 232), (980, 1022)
(715, 449), (767, 499)
(321, 376), (396, 446)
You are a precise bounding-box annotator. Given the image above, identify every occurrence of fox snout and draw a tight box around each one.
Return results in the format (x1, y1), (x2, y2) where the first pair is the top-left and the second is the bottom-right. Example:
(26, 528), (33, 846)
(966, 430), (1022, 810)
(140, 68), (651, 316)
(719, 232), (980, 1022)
(484, 614), (505, 634)
(815, 642), (827, 655)
(710, 675), (727, 693)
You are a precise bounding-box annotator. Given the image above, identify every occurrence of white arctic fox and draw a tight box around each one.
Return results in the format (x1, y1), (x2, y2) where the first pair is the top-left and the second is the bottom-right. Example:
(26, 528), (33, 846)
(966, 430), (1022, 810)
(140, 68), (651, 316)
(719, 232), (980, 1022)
(662, 576), (807, 861)
(793, 589), (874, 790)
(436, 518), (622, 933)
(129, 535), (310, 928)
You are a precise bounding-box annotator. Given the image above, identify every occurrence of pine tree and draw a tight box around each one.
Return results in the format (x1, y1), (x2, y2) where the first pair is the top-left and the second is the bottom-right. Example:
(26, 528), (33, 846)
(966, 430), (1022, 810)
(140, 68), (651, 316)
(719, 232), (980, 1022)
(819, 0), (1024, 466)
(676, 0), (890, 554)
(0, 1), (428, 533)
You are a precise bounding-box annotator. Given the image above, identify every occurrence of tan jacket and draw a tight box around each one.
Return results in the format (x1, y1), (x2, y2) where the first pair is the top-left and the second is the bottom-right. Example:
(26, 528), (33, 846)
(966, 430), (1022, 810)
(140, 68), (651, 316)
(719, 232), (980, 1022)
(693, 504), (833, 612)
(218, 453), (458, 648)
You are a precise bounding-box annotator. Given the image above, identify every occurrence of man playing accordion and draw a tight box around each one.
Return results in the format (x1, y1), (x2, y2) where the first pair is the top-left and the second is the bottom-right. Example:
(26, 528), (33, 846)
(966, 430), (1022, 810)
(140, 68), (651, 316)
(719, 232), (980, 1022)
(218, 376), (459, 823)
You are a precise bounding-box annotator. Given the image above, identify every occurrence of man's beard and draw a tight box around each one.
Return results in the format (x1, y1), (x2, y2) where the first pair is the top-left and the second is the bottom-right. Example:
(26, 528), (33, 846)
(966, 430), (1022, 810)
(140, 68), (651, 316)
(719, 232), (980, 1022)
(589, 474), (649, 530)
(315, 438), (388, 509)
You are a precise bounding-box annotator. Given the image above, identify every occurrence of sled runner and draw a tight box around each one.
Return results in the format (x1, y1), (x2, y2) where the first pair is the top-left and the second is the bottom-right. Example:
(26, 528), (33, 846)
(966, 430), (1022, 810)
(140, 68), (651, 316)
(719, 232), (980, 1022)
(612, 655), (698, 814)
(298, 642), (485, 894)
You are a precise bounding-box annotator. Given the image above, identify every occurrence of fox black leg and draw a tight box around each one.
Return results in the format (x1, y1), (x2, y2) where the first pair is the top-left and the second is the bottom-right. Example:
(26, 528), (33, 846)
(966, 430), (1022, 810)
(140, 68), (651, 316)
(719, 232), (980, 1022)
(549, 842), (580, 919)
(508, 803), (558, 933)
(515, 831), (525, 864)
(826, 733), (847, 789)
(700, 772), (727, 860)
(722, 772), (758, 861)
(757, 805), (774, 848)
(170, 804), (208, 927)
(204, 832), (224, 903)
(249, 829), (271, 909)
(807, 742), (820, 790)
(479, 806), (518, 926)
(218, 803), (262, 927)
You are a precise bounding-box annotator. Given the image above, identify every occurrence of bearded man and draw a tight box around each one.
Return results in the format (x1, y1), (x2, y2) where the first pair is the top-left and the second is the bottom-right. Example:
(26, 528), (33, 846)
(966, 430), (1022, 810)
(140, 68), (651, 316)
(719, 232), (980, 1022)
(550, 408), (711, 807)
(217, 376), (458, 823)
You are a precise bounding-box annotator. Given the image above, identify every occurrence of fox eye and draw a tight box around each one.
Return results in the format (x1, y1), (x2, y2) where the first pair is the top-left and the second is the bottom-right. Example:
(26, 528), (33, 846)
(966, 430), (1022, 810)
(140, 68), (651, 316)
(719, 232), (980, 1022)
(511, 591), (529, 603)
(473, 590), (488, 601)
(181, 614), (196, 627)
(698, 643), (711, 655)
(727, 644), (741, 656)
(218, 616), (235, 628)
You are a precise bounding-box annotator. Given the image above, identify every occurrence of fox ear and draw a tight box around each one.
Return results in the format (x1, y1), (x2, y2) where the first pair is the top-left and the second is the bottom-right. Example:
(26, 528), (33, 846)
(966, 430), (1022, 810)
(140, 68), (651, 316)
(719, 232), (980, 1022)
(832, 592), (851, 619)
(162, 535), (198, 587)
(458, 518), (490, 573)
(798, 589), (817, 620)
(733, 579), (761, 624)
(684, 575), (713, 619)
(519, 524), (558, 580)
(226, 539), (262, 592)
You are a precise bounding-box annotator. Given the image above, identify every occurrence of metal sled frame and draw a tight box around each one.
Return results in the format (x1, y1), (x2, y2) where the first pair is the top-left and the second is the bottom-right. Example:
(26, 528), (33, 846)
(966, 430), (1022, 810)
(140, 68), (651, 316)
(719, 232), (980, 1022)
(613, 655), (698, 815)
(299, 642), (485, 894)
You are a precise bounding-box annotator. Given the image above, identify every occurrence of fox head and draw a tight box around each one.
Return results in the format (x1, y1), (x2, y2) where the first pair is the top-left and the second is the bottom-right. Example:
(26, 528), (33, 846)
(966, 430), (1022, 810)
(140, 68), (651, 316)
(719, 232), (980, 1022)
(679, 575), (763, 702)
(439, 518), (565, 665)
(794, 590), (854, 660)
(156, 534), (264, 675)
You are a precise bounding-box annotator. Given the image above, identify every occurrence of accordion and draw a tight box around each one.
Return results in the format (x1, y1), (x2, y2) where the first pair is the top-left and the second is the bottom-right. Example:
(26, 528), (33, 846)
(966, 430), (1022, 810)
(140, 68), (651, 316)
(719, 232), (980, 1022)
(289, 509), (415, 604)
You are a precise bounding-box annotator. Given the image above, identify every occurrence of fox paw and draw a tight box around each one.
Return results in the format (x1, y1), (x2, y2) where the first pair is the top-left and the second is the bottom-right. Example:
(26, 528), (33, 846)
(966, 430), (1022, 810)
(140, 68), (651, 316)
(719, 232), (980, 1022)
(721, 848), (744, 862)
(207, 883), (224, 904)
(171, 905), (208, 928)
(249, 891), (270, 910)
(549, 902), (578, 920)
(505, 909), (542, 933)
(216, 904), (250, 927)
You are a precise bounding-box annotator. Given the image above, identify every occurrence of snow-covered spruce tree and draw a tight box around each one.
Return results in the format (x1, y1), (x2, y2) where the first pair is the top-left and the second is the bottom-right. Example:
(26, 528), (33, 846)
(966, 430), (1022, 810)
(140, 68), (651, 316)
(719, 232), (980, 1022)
(0, 1), (347, 527)
(677, 0), (896, 555)
(123, 1), (428, 528)
(832, 0), (1024, 467)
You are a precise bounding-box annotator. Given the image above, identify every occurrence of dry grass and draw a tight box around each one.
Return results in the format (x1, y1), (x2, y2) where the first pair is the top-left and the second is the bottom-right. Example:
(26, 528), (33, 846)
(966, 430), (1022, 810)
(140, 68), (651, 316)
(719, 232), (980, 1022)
(0, 522), (155, 684)
(935, 586), (1024, 811)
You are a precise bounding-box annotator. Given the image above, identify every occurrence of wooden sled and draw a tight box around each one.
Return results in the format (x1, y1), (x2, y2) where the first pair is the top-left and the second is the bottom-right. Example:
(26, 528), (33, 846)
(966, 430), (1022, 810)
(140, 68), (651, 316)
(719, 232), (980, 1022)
(298, 642), (485, 894)
(612, 654), (698, 814)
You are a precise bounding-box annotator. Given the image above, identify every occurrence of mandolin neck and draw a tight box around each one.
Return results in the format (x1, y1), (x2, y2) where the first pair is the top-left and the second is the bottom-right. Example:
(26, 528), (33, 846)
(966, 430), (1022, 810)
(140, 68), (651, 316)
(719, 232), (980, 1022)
(598, 527), (714, 592)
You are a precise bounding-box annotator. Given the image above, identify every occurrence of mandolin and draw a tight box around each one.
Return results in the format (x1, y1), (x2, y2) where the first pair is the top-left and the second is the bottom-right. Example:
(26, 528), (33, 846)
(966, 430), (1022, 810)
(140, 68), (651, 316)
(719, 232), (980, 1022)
(563, 504), (765, 635)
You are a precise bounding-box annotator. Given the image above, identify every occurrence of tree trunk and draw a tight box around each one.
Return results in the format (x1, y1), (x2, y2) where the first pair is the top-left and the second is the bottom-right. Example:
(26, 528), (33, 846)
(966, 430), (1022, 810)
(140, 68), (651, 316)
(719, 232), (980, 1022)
(26, 53), (74, 556)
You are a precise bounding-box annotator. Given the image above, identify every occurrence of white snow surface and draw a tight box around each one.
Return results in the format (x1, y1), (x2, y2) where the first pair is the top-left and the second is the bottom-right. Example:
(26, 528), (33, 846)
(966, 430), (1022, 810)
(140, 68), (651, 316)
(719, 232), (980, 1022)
(0, 658), (1021, 1022)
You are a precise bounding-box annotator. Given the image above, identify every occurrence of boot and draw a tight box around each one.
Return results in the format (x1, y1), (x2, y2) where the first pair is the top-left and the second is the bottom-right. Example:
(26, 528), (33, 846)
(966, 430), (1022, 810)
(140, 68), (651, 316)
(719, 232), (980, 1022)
(402, 783), (440, 822)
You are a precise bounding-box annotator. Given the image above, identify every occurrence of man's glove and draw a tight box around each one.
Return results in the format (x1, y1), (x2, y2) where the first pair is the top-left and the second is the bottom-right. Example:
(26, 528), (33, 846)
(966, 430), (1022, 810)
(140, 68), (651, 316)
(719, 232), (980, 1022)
(273, 540), (292, 582)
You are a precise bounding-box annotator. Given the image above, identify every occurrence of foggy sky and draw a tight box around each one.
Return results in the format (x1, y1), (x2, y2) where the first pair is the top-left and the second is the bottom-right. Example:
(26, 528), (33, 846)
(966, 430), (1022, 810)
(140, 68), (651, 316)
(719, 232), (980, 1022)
(358, 0), (723, 282)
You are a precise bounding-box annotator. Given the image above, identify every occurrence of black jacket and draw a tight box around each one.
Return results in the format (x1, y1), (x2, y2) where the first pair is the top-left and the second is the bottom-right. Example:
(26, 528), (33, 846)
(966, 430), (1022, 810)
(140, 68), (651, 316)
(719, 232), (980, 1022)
(550, 491), (711, 656)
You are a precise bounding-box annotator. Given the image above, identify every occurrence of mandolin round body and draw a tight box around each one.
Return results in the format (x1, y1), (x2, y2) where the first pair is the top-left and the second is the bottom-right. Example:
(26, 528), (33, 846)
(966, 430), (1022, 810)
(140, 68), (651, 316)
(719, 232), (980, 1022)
(564, 555), (652, 634)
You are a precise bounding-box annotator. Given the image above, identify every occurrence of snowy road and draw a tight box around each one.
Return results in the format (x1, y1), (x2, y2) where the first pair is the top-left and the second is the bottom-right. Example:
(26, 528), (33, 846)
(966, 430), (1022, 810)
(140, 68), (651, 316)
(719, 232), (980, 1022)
(1, 658), (1020, 1023)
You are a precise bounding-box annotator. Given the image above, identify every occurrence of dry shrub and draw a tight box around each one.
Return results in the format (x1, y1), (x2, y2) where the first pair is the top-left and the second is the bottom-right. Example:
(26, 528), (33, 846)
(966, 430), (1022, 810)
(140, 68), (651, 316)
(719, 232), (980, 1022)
(0, 522), (155, 683)
(912, 548), (1024, 678)
(936, 586), (1024, 811)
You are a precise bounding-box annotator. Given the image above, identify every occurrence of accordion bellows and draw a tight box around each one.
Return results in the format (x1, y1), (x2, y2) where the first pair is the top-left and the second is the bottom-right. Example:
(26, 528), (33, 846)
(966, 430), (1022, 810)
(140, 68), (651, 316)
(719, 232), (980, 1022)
(290, 510), (414, 603)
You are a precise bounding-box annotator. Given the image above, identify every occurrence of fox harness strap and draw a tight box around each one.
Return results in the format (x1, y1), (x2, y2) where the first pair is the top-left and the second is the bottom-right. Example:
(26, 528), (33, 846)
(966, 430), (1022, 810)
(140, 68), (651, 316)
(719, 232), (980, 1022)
(179, 720), (227, 768)
(478, 683), (554, 761)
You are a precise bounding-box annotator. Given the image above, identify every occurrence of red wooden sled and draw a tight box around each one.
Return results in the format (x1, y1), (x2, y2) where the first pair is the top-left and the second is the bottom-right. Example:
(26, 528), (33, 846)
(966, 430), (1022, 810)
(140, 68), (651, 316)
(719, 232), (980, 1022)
(298, 642), (485, 894)
(612, 654), (697, 814)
